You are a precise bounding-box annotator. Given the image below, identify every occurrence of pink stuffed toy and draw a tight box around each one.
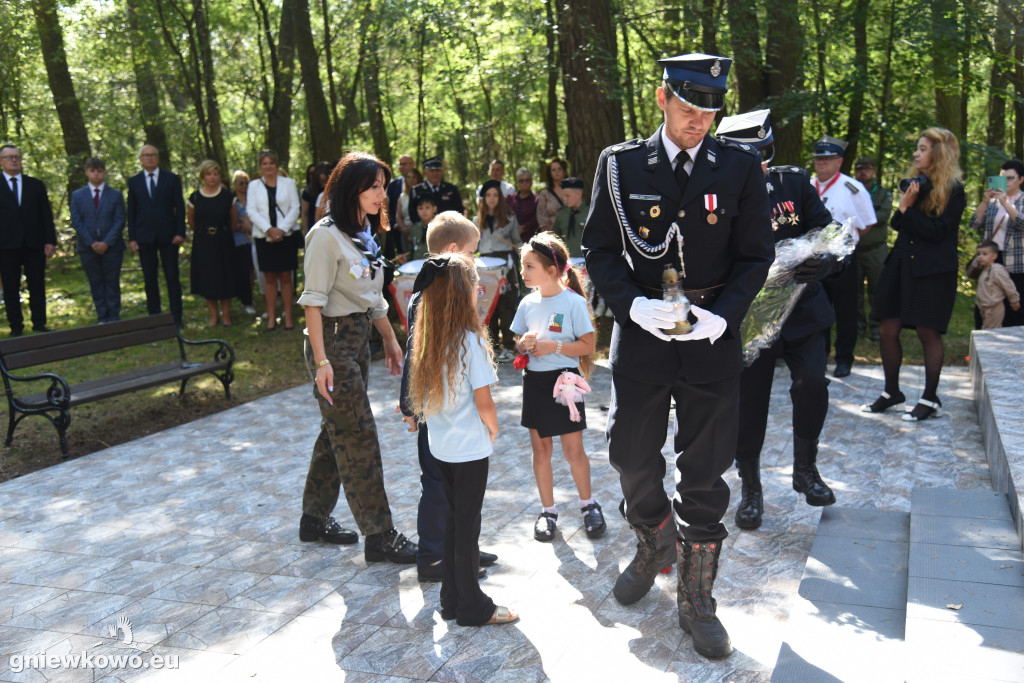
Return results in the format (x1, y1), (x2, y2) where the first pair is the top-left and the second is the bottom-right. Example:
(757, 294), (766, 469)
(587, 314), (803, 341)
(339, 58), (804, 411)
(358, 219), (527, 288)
(553, 371), (592, 422)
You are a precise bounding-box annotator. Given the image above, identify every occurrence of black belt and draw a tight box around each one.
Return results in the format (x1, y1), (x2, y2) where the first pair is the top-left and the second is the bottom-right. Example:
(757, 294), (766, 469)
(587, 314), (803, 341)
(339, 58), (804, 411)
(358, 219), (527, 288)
(634, 281), (725, 308)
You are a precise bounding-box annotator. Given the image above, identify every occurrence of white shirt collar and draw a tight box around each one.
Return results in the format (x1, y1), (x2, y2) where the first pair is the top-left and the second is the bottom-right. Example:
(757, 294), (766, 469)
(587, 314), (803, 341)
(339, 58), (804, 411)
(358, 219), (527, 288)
(661, 128), (703, 170)
(144, 168), (160, 182)
(89, 182), (105, 193)
(3, 172), (22, 183)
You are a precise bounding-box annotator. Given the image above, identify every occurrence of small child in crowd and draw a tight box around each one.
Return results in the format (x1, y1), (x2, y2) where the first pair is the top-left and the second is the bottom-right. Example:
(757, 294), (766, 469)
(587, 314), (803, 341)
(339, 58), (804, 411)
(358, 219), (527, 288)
(399, 212), (498, 583)
(511, 232), (605, 542)
(974, 239), (1021, 329)
(407, 251), (517, 626)
(406, 195), (437, 262)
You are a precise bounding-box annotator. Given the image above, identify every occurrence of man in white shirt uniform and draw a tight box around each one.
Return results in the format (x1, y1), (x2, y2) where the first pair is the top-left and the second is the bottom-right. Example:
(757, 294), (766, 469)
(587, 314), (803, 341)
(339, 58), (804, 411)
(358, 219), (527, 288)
(811, 135), (877, 378)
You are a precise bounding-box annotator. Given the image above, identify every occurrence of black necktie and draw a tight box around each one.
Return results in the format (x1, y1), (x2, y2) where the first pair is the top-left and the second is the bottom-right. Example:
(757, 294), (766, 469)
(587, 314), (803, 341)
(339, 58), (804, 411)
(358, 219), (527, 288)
(10, 176), (17, 206)
(568, 209), (578, 237)
(148, 173), (156, 197)
(674, 151), (690, 193)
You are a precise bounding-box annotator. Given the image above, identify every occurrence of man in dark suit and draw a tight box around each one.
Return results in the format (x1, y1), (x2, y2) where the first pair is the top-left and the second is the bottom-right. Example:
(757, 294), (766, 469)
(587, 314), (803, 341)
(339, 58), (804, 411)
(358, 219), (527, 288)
(386, 154), (416, 221)
(70, 158), (126, 323)
(582, 54), (773, 659)
(716, 110), (838, 532)
(126, 145), (186, 325)
(0, 144), (57, 336)
(410, 157), (464, 217)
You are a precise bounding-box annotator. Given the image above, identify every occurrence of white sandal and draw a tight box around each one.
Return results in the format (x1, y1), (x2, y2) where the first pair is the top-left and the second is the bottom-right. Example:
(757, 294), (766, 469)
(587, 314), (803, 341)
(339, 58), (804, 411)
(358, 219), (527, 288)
(902, 397), (941, 421)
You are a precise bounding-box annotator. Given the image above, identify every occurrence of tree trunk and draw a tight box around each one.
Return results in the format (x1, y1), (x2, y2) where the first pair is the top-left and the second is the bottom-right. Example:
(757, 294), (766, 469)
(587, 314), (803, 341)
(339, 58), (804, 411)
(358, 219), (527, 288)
(126, 0), (170, 161)
(877, 0), (898, 178)
(810, 0), (830, 134)
(987, 1), (1013, 155)
(844, 0), (870, 171)
(321, 0), (342, 148)
(725, 0), (765, 111)
(358, 1), (389, 167)
(544, 0), (560, 157)
(265, 0), (297, 170)
(294, 0), (339, 163)
(764, 0), (804, 165)
(555, 0), (625, 188)
(33, 0), (91, 195)
(194, 0), (227, 171)
(932, 0), (961, 132)
(621, 20), (639, 139)
(416, 26), (427, 165)
(699, 0), (720, 56)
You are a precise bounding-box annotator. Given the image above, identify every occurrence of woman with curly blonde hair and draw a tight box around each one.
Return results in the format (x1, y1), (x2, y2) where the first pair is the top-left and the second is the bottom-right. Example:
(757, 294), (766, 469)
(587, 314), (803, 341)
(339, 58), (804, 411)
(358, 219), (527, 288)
(407, 252), (517, 627)
(862, 127), (966, 421)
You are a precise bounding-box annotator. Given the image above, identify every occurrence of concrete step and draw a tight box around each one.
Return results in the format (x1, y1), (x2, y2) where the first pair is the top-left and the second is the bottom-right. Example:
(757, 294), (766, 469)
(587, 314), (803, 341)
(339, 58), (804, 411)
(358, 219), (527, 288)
(905, 487), (1024, 683)
(771, 507), (910, 682)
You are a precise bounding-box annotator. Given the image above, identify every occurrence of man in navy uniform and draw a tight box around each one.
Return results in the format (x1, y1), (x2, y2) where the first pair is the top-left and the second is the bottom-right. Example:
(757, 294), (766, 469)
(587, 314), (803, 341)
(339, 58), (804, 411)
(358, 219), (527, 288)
(410, 157), (464, 217)
(582, 54), (773, 659)
(716, 110), (838, 531)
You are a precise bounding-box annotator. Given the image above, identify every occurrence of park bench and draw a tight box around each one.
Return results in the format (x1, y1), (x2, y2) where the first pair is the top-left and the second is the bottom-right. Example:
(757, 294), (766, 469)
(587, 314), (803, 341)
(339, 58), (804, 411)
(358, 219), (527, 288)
(0, 313), (234, 457)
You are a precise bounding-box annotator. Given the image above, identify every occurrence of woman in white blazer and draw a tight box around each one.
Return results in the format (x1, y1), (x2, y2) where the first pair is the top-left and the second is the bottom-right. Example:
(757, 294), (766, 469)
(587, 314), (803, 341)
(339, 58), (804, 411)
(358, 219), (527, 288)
(247, 149), (301, 330)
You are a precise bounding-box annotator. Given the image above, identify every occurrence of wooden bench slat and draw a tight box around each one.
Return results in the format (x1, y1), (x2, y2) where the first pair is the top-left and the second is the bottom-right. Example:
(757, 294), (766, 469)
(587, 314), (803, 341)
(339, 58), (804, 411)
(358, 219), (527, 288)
(4, 326), (179, 371)
(0, 314), (176, 355)
(16, 361), (230, 408)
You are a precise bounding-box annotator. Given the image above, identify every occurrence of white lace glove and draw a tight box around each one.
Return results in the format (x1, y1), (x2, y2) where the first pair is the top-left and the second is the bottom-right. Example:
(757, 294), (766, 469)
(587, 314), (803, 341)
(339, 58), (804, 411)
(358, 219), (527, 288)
(673, 304), (727, 344)
(629, 296), (675, 341)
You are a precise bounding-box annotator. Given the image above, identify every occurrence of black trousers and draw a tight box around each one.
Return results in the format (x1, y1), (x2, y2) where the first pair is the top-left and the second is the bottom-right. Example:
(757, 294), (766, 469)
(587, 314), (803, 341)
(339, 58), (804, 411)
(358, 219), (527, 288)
(607, 371), (739, 542)
(736, 331), (829, 464)
(436, 456), (495, 626)
(822, 262), (858, 364)
(138, 241), (183, 325)
(416, 424), (447, 568)
(232, 244), (254, 307)
(0, 246), (46, 332)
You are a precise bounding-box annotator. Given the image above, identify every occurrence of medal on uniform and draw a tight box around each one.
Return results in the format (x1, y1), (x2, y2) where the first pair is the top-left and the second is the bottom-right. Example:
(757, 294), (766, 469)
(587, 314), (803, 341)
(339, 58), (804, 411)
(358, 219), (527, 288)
(639, 226), (650, 238)
(649, 205), (661, 218)
(704, 194), (718, 224)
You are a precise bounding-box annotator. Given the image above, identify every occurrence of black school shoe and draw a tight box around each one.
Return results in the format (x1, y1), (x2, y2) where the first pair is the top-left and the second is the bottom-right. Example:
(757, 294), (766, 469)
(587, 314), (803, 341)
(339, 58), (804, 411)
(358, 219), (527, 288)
(299, 514), (358, 544)
(582, 502), (607, 539)
(364, 528), (418, 563)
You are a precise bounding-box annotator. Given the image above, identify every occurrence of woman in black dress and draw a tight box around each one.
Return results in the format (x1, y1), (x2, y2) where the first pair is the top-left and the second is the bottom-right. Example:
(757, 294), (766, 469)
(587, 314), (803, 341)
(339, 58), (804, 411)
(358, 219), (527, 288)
(188, 160), (238, 326)
(861, 127), (966, 421)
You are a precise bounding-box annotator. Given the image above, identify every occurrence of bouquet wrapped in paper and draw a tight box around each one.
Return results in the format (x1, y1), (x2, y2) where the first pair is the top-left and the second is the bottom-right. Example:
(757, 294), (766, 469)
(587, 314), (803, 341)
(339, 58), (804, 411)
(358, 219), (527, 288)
(740, 219), (857, 366)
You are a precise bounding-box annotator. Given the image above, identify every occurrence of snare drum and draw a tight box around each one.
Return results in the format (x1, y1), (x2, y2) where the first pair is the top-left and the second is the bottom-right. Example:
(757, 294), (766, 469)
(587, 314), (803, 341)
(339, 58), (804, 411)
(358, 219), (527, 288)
(475, 256), (509, 324)
(569, 256), (592, 296)
(389, 259), (427, 331)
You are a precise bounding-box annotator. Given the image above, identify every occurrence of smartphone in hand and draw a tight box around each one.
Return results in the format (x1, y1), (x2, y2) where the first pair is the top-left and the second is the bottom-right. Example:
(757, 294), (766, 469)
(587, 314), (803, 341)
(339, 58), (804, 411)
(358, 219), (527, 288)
(988, 175), (1008, 193)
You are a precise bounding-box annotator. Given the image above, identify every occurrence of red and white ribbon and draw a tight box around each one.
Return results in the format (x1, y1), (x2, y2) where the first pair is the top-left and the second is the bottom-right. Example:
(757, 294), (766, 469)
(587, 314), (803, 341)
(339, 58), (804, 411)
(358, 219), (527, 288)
(704, 194), (718, 213)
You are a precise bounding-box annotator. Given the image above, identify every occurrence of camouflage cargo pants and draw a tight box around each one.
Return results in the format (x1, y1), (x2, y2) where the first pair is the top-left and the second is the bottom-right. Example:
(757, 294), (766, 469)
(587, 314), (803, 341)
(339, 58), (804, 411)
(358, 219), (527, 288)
(301, 312), (394, 535)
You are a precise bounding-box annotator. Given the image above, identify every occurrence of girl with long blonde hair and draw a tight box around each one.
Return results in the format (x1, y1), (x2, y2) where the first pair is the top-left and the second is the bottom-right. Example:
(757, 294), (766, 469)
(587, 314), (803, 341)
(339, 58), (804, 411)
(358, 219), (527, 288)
(861, 127), (966, 421)
(510, 232), (604, 542)
(407, 252), (518, 627)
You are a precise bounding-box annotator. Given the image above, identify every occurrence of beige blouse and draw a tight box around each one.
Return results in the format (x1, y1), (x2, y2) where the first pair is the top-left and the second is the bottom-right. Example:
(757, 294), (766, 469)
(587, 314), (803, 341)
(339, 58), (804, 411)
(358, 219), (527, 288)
(536, 188), (563, 232)
(297, 221), (388, 319)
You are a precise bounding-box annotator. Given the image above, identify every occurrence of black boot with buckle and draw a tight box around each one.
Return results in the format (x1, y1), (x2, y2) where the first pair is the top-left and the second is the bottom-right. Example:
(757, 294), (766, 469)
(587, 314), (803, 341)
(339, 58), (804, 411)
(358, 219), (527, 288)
(299, 514), (358, 544)
(364, 528), (418, 563)
(613, 512), (676, 605)
(677, 539), (732, 659)
(734, 460), (763, 529)
(792, 436), (836, 506)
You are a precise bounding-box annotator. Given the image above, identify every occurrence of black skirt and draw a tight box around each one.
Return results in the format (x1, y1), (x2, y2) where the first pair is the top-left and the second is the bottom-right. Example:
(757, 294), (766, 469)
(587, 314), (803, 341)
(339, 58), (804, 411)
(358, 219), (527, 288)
(521, 367), (587, 438)
(871, 249), (957, 333)
(255, 234), (299, 273)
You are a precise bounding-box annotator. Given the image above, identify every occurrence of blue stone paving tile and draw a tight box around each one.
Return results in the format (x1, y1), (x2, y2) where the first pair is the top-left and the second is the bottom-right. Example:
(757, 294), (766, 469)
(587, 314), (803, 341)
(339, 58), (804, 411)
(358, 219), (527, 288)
(815, 508), (910, 543)
(911, 488), (1012, 521)
(910, 514), (1021, 550)
(909, 543), (1024, 586)
(907, 576), (1024, 630)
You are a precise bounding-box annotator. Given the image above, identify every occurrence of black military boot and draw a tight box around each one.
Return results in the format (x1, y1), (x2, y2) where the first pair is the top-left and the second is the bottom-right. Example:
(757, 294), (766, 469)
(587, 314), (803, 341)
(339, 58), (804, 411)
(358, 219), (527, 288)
(613, 513), (676, 605)
(299, 514), (358, 544)
(734, 460), (763, 530)
(364, 528), (418, 563)
(792, 436), (836, 506)
(677, 539), (732, 659)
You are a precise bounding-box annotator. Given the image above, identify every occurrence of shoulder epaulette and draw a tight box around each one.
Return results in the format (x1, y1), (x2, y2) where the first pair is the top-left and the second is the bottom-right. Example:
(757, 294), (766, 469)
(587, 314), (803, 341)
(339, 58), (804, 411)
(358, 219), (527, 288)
(770, 165), (805, 175)
(844, 180), (860, 194)
(607, 139), (643, 155)
(716, 138), (758, 156)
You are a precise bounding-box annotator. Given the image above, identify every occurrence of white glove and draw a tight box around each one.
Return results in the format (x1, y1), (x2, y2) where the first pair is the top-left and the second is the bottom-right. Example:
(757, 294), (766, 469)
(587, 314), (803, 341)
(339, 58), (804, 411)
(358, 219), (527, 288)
(673, 304), (727, 344)
(629, 296), (675, 341)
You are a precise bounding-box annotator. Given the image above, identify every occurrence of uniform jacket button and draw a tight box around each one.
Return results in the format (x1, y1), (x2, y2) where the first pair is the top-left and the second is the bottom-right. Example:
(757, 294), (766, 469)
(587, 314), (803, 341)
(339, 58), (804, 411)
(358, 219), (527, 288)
(678, 210), (685, 218)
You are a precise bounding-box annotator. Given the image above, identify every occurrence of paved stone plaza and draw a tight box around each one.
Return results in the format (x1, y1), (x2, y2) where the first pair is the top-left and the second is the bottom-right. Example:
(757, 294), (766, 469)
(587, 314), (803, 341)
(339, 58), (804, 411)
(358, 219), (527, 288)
(0, 357), (1013, 681)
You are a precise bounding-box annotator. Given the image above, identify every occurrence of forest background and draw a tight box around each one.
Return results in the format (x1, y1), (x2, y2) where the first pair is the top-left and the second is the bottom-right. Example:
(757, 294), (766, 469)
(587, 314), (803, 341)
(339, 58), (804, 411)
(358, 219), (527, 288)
(1, 0), (1021, 221)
